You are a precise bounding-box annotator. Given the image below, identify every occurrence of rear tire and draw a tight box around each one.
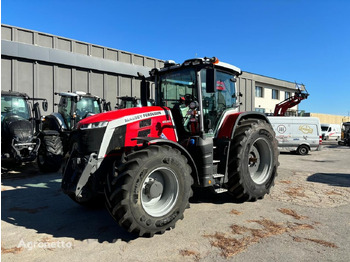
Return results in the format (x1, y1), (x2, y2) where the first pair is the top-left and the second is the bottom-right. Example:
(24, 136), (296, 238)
(105, 145), (193, 237)
(37, 135), (64, 172)
(226, 119), (279, 201)
(296, 145), (309, 155)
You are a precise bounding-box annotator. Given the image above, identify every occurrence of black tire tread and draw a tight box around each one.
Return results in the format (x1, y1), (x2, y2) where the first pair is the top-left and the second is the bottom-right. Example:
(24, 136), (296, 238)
(105, 145), (193, 237)
(227, 119), (279, 201)
(38, 134), (64, 173)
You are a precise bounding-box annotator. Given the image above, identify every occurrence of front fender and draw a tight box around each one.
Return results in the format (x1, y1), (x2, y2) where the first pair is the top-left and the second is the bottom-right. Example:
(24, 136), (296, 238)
(132, 137), (200, 186)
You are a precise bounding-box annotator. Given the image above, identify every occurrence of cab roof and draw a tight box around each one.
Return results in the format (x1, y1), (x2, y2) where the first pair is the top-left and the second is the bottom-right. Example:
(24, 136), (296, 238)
(57, 91), (100, 99)
(1, 90), (29, 99)
(155, 57), (241, 76)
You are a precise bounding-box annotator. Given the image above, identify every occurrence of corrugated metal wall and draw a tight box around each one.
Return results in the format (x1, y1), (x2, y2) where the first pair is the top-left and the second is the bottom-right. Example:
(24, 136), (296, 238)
(1, 24), (164, 112)
(1, 24), (258, 113)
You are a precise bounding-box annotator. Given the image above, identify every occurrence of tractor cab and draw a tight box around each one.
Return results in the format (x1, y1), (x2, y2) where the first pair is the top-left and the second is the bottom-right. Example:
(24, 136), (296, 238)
(56, 91), (110, 130)
(1, 93), (32, 128)
(1, 91), (48, 164)
(144, 57), (242, 141)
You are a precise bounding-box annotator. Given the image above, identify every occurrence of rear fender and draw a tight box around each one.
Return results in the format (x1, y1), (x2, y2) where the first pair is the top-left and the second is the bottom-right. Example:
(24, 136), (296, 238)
(216, 111), (270, 139)
(43, 114), (66, 131)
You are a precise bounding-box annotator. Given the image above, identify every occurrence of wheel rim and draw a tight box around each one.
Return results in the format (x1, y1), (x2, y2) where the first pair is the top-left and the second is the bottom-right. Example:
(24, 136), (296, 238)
(300, 147), (307, 154)
(141, 167), (179, 217)
(248, 137), (273, 184)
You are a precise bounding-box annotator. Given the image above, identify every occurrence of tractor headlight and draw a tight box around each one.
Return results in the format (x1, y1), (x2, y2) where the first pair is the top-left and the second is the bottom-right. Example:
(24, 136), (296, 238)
(79, 121), (108, 130)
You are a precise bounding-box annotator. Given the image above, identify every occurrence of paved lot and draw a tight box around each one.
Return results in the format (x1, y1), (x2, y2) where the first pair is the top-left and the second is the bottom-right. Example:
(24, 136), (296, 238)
(2, 142), (350, 262)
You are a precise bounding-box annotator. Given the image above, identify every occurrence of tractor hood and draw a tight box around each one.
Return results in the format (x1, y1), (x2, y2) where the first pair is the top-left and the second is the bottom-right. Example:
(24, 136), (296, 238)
(75, 106), (177, 159)
(77, 106), (169, 128)
(2, 115), (33, 142)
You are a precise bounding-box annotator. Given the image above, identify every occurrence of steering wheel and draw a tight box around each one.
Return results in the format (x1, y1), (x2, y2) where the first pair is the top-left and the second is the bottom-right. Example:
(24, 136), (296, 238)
(4, 107), (13, 113)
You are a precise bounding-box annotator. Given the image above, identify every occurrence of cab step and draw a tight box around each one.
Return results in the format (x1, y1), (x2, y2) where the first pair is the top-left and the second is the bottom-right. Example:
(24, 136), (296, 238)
(214, 188), (228, 194)
(212, 174), (224, 179)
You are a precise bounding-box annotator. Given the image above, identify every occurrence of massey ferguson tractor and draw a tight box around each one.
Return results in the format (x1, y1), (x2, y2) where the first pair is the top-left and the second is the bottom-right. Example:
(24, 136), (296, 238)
(62, 57), (279, 237)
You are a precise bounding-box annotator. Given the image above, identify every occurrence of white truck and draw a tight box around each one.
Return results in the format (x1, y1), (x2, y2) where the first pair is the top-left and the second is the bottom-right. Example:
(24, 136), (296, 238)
(321, 124), (341, 141)
(268, 116), (322, 155)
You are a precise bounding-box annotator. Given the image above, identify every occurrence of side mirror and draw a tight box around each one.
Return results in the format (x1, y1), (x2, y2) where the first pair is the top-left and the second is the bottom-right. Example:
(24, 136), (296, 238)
(206, 68), (216, 93)
(42, 100), (48, 112)
(75, 96), (81, 103)
(103, 101), (111, 112)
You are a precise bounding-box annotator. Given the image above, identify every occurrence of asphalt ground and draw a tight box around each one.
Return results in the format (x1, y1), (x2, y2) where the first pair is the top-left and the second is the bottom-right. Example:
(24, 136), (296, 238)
(1, 141), (350, 262)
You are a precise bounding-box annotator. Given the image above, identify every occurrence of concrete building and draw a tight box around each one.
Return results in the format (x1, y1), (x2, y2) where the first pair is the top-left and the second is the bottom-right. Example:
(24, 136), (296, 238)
(241, 72), (300, 115)
(1, 24), (164, 112)
(1, 24), (300, 114)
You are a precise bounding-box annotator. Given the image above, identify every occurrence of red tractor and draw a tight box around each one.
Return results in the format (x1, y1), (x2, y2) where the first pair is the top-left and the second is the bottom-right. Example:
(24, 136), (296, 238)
(62, 57), (279, 237)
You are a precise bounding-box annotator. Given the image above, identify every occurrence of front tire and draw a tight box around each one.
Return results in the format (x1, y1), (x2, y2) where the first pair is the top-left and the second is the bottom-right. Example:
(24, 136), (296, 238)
(105, 145), (193, 237)
(227, 119), (279, 201)
(37, 135), (64, 172)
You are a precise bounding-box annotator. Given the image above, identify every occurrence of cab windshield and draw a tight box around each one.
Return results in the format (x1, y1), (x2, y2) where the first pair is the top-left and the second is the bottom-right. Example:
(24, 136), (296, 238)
(158, 68), (197, 108)
(76, 97), (102, 118)
(158, 68), (197, 137)
(1, 96), (30, 122)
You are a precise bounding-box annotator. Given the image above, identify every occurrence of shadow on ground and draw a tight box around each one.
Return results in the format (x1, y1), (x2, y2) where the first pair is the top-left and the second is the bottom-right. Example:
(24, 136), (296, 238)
(2, 165), (258, 244)
(307, 173), (350, 187)
(190, 187), (248, 204)
(1, 173), (137, 243)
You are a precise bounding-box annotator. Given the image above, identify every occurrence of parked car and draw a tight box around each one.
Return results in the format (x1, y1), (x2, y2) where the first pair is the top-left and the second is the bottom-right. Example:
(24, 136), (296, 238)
(321, 123), (341, 141)
(268, 116), (322, 155)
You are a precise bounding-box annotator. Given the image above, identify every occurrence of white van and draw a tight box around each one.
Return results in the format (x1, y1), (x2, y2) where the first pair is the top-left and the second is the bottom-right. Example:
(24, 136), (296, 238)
(321, 124), (341, 140)
(268, 117), (322, 155)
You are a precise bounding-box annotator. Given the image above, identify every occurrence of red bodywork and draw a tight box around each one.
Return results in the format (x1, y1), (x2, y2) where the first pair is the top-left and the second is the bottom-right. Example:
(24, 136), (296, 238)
(216, 112), (243, 139)
(79, 106), (178, 149)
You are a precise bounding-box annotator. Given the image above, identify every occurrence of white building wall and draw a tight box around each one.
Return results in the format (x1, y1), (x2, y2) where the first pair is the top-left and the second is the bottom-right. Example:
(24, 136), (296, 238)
(240, 71), (302, 115)
(255, 83), (297, 114)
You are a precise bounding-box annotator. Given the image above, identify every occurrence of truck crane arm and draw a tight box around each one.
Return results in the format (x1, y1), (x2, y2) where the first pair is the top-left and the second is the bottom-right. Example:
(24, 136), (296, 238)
(273, 88), (309, 116)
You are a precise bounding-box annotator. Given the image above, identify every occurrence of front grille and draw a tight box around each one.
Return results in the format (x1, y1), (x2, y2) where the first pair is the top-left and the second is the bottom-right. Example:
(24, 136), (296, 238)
(78, 127), (106, 154)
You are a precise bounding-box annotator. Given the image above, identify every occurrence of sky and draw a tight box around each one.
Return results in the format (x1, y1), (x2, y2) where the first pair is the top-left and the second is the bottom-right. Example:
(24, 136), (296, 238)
(2, 0), (350, 116)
